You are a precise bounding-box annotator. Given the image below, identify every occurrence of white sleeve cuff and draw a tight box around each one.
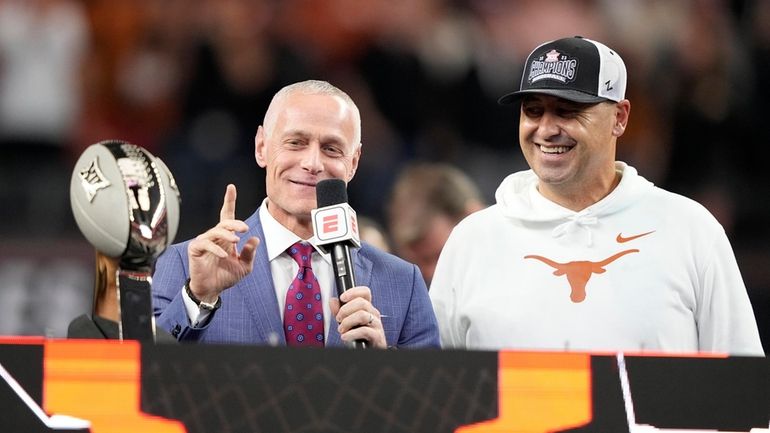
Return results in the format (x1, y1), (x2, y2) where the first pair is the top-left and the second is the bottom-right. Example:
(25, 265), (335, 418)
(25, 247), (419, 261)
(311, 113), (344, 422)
(181, 285), (212, 327)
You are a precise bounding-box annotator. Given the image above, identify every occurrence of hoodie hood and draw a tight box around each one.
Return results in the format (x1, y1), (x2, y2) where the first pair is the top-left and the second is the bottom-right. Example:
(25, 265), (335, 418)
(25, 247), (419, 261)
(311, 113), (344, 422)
(495, 162), (654, 245)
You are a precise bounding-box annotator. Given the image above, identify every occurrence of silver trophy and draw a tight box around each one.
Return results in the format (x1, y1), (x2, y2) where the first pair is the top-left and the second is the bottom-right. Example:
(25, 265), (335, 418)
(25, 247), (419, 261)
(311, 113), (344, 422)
(70, 140), (180, 341)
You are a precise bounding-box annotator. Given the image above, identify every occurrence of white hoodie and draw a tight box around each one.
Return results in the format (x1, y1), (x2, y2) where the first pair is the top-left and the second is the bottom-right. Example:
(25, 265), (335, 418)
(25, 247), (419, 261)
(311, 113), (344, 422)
(430, 162), (764, 356)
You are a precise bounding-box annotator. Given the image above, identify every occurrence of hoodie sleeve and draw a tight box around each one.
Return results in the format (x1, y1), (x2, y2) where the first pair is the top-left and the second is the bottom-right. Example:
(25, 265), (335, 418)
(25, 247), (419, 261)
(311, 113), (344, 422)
(429, 224), (468, 349)
(695, 225), (764, 356)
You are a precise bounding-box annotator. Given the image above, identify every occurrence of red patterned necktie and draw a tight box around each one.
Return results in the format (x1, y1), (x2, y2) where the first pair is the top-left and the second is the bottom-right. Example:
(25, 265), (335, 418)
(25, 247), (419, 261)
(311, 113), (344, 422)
(284, 242), (325, 347)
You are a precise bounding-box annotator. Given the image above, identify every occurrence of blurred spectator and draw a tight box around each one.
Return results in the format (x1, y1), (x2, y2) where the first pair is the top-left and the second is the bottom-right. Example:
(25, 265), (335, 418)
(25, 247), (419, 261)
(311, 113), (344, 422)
(660, 0), (753, 233)
(335, 72), (408, 223)
(357, 0), (489, 160)
(0, 0), (89, 236)
(74, 0), (183, 158)
(358, 216), (392, 253)
(0, 0), (87, 146)
(162, 0), (310, 239)
(0, 241), (92, 337)
(387, 162), (485, 284)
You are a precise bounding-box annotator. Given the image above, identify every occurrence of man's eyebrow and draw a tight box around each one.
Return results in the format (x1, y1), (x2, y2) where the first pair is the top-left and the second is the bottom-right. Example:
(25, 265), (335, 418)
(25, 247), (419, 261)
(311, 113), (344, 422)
(321, 135), (346, 145)
(281, 129), (309, 138)
(281, 130), (348, 146)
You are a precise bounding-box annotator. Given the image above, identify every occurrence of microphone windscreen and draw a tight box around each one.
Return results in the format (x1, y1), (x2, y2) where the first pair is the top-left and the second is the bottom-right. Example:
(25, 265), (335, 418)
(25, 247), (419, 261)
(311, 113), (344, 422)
(316, 178), (348, 207)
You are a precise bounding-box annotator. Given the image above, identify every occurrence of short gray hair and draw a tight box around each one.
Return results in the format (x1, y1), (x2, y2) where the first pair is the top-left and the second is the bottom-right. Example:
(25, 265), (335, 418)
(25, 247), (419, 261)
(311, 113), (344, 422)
(263, 80), (362, 145)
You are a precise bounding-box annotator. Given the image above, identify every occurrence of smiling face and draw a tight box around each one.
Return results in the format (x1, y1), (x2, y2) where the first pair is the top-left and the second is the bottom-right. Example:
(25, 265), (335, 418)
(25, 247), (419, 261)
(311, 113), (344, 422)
(518, 94), (630, 210)
(255, 91), (361, 237)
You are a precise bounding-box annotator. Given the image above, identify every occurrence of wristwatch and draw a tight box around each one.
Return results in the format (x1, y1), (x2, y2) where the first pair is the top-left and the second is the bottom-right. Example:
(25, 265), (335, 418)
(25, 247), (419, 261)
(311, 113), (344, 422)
(184, 278), (221, 311)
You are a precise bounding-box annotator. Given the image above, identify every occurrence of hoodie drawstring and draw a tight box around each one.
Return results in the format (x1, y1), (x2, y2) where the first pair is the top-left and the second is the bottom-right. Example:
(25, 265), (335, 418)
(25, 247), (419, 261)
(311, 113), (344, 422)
(551, 213), (598, 246)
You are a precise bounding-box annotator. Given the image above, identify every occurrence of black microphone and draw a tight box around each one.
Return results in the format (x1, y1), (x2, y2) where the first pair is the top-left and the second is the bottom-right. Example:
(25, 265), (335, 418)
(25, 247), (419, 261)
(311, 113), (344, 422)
(313, 178), (366, 349)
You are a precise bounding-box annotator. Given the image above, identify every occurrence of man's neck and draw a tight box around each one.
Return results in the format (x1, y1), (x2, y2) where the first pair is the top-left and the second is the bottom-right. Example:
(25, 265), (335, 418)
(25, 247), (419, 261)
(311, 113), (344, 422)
(265, 200), (314, 239)
(538, 169), (622, 212)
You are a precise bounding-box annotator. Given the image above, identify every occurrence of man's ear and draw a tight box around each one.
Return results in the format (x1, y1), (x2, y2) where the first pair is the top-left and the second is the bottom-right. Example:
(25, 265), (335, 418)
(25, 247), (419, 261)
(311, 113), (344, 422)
(348, 144), (362, 181)
(613, 100), (631, 137)
(255, 126), (267, 168)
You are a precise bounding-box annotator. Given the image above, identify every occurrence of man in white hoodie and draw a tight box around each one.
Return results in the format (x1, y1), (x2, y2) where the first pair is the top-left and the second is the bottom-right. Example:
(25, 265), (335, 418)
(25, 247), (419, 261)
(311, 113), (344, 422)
(429, 36), (764, 356)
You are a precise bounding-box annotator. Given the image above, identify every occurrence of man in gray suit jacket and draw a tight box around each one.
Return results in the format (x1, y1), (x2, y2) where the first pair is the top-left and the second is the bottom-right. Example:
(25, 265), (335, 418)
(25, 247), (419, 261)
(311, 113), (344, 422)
(152, 80), (439, 348)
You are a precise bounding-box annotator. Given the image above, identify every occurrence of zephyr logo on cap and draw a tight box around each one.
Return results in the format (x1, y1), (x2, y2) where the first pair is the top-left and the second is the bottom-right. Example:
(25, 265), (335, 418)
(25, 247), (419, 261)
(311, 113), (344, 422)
(499, 36), (626, 104)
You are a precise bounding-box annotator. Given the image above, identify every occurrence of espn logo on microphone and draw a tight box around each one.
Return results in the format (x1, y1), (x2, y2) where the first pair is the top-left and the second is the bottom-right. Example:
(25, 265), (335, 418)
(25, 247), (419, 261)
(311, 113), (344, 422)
(311, 203), (361, 248)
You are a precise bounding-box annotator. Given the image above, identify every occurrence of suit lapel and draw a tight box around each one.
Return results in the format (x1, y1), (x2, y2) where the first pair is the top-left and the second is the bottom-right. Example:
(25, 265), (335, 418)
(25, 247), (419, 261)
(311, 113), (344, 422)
(241, 209), (286, 345)
(325, 247), (373, 347)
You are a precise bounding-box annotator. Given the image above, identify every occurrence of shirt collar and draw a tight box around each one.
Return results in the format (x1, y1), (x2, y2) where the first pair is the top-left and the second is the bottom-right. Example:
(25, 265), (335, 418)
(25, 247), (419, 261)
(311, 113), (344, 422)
(259, 199), (331, 264)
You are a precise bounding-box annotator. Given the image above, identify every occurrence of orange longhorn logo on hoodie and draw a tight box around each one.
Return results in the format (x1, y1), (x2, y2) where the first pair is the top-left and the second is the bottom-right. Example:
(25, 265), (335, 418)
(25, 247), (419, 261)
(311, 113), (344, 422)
(525, 249), (639, 302)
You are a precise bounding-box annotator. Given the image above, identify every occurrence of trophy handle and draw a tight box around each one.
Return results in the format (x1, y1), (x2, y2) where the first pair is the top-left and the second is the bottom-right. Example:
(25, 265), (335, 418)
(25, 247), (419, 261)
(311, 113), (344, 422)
(117, 270), (156, 341)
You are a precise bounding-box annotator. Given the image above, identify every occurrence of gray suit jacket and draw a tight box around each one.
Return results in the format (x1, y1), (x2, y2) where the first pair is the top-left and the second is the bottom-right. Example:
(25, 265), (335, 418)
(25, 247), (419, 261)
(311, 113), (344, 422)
(152, 208), (440, 348)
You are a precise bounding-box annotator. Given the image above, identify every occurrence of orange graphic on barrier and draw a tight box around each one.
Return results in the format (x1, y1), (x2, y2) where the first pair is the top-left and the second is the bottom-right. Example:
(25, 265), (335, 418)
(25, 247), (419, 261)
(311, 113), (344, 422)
(457, 352), (592, 433)
(43, 339), (186, 433)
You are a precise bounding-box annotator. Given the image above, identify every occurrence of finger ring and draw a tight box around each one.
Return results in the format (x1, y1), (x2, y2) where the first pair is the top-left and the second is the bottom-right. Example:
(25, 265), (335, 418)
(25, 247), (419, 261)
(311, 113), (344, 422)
(367, 313), (374, 325)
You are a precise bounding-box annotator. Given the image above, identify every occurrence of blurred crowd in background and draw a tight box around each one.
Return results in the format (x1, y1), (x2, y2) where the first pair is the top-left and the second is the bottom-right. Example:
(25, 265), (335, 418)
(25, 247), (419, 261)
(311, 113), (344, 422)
(0, 0), (767, 351)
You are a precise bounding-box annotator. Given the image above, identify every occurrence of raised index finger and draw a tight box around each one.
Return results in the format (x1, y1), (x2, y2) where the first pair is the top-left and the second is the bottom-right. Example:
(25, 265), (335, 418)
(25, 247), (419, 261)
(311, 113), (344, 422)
(220, 184), (237, 222)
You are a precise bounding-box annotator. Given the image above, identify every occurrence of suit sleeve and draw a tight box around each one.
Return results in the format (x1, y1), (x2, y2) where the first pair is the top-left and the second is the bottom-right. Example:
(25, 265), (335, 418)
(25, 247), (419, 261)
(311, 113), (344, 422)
(397, 264), (441, 348)
(152, 242), (214, 341)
